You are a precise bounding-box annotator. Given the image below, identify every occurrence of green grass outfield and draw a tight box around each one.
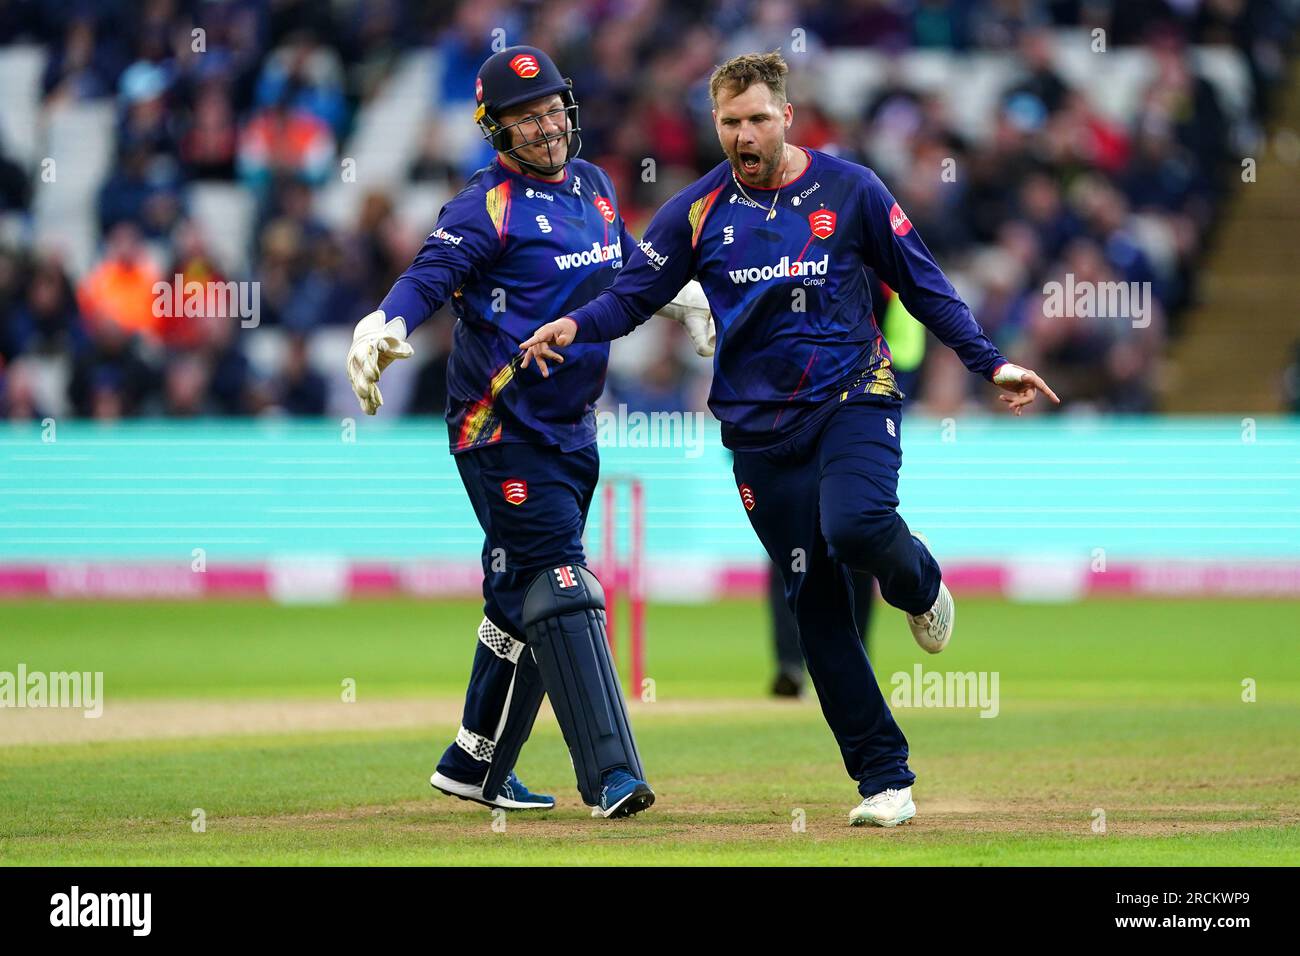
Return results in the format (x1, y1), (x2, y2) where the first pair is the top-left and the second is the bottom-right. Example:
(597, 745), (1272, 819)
(1, 597), (1298, 865)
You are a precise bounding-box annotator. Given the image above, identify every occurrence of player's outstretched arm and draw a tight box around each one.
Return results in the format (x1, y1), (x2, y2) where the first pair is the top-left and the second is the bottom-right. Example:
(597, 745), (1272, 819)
(992, 362), (1060, 416)
(345, 189), (501, 414)
(519, 276), (715, 377)
(613, 217), (715, 356)
(857, 169), (1060, 416)
(519, 190), (700, 378)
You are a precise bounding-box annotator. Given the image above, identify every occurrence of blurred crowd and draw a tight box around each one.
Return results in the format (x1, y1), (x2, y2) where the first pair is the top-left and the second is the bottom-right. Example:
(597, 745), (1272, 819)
(0, 0), (1296, 421)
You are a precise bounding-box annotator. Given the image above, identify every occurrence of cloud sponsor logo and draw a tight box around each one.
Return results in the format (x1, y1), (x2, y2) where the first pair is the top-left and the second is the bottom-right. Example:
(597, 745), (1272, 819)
(791, 182), (821, 206)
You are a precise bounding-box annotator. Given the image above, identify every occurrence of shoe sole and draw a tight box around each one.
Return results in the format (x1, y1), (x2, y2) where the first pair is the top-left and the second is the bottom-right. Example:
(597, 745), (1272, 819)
(849, 800), (917, 828)
(911, 583), (954, 654)
(595, 784), (656, 819)
(933, 586), (953, 654)
(430, 772), (554, 811)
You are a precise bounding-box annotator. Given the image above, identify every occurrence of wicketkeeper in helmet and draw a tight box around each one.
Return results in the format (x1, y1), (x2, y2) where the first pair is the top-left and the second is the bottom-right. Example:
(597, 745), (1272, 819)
(345, 46), (709, 817)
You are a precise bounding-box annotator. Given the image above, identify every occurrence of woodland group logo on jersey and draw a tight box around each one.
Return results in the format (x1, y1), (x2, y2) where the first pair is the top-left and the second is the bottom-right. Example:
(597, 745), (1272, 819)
(889, 201), (912, 236)
(510, 54), (540, 78)
(809, 209), (836, 239)
(594, 196), (617, 223)
(638, 239), (669, 270)
(728, 254), (829, 284)
(554, 237), (622, 270)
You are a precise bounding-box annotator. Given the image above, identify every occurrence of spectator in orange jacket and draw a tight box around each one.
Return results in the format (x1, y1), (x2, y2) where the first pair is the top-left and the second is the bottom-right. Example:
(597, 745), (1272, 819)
(76, 223), (162, 340)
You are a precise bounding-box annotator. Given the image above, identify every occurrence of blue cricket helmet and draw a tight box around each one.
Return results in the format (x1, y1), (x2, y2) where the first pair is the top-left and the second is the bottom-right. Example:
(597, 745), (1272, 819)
(473, 45), (582, 175)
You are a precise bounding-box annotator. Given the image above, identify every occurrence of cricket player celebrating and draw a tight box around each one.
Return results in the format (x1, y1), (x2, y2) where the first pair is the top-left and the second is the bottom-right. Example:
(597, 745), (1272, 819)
(346, 46), (699, 818)
(521, 52), (1059, 826)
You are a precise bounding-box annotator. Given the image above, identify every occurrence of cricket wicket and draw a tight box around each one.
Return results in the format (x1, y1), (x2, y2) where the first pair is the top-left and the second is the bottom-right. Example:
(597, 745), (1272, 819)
(600, 475), (645, 697)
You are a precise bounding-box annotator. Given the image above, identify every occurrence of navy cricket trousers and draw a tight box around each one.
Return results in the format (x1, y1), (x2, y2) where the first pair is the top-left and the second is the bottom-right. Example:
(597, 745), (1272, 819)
(732, 396), (940, 796)
(436, 440), (599, 782)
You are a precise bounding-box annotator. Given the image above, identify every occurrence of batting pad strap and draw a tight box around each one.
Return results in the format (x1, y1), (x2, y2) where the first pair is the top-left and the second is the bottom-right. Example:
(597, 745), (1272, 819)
(455, 724), (495, 762)
(478, 617), (524, 663)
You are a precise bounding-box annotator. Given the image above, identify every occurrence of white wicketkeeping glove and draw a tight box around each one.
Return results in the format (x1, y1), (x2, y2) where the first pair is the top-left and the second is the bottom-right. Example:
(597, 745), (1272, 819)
(346, 310), (414, 415)
(654, 279), (715, 357)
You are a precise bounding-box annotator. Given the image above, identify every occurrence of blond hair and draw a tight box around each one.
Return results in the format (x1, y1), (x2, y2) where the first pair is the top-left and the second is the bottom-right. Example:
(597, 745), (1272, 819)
(709, 51), (789, 107)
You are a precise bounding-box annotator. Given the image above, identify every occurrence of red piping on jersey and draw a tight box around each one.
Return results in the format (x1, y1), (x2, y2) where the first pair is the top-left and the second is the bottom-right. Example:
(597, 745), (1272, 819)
(500, 182), (511, 245)
(772, 345), (819, 429)
(734, 147), (814, 191)
(494, 157), (571, 186)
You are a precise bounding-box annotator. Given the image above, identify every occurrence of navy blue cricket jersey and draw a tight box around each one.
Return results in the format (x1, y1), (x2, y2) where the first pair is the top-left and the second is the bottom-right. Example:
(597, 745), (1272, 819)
(378, 157), (630, 453)
(568, 148), (1009, 449)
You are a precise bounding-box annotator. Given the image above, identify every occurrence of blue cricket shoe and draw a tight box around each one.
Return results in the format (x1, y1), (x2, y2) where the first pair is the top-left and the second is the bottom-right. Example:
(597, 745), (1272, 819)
(430, 770), (555, 810)
(590, 767), (655, 819)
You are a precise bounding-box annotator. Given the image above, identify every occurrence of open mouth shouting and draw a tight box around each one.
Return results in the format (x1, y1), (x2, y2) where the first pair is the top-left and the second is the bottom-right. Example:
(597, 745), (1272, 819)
(737, 148), (763, 178)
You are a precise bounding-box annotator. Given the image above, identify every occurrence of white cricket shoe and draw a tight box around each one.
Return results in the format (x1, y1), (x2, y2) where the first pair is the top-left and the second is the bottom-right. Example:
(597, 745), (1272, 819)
(907, 581), (954, 654)
(430, 771), (555, 810)
(849, 786), (916, 827)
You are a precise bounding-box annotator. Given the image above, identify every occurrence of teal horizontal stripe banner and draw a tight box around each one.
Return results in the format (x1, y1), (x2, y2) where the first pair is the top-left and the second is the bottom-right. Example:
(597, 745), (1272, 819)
(1, 416), (1296, 562)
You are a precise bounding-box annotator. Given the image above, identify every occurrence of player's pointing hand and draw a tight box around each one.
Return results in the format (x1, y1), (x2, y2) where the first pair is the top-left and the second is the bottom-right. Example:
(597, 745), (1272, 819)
(992, 363), (1060, 417)
(520, 316), (578, 378)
